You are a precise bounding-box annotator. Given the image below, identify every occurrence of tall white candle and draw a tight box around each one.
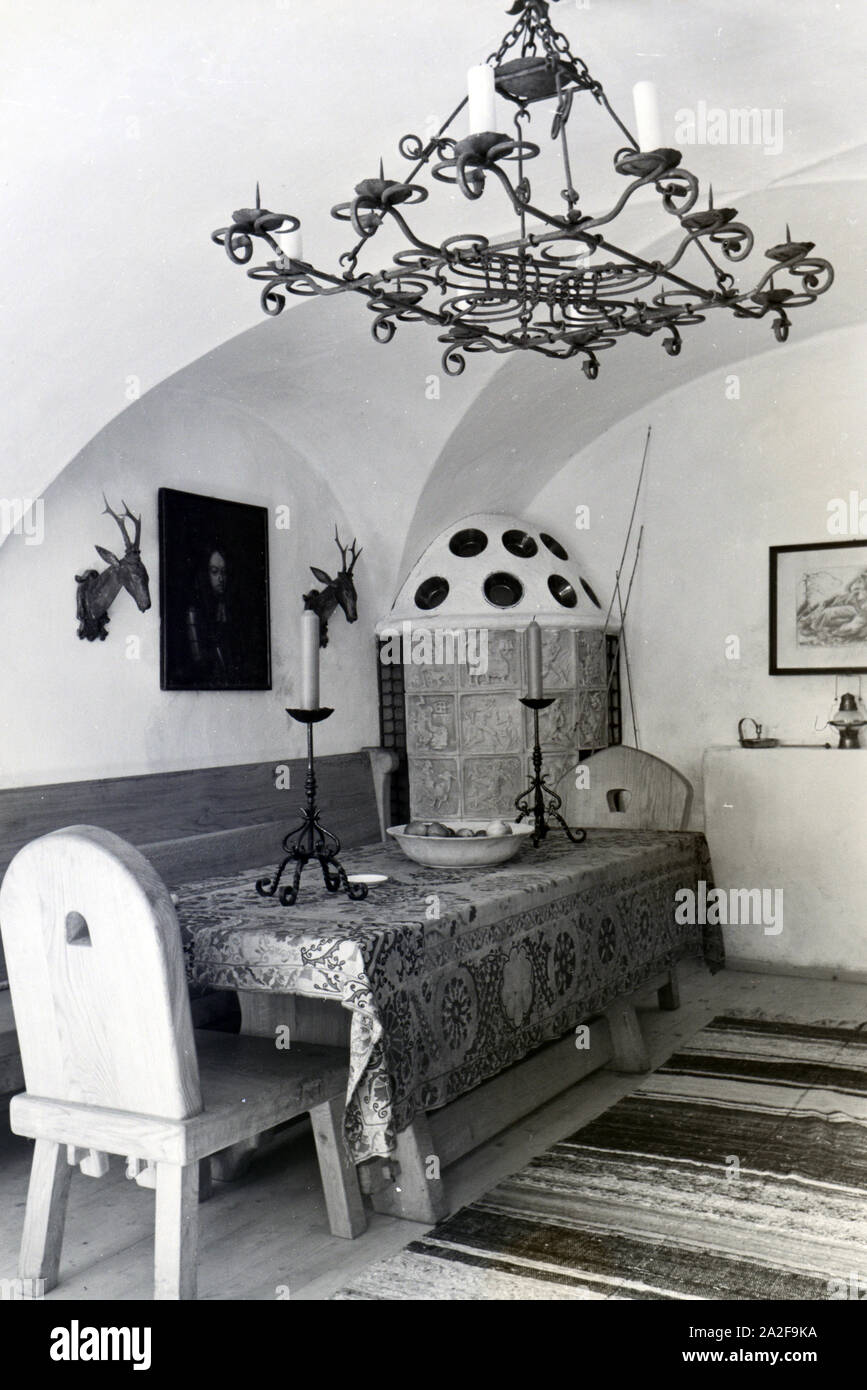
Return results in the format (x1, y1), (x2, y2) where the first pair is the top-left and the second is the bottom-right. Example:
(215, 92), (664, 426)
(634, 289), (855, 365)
(467, 64), (497, 135)
(300, 609), (320, 710)
(525, 619), (543, 699)
(632, 80), (662, 151)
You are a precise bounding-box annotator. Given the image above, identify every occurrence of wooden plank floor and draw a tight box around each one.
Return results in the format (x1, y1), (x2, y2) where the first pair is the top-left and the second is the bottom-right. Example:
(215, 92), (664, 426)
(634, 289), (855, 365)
(1, 962), (865, 1301)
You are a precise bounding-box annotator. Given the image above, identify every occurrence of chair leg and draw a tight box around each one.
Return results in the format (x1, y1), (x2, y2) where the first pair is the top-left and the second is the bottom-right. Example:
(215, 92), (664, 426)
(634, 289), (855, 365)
(154, 1162), (199, 1300)
(209, 1137), (261, 1182)
(658, 964), (681, 1011)
(603, 1000), (651, 1073)
(19, 1139), (73, 1294)
(198, 1157), (214, 1203)
(309, 1094), (367, 1238)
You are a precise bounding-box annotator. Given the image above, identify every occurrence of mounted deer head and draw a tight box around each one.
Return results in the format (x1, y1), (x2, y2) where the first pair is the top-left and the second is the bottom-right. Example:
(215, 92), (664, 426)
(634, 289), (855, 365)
(75, 496), (151, 641)
(302, 525), (362, 647)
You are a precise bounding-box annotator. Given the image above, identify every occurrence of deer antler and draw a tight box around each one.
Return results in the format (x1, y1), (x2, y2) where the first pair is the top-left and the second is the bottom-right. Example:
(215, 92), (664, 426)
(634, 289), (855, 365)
(334, 524), (347, 570)
(122, 501), (142, 550)
(102, 494), (141, 551)
(334, 525), (362, 574)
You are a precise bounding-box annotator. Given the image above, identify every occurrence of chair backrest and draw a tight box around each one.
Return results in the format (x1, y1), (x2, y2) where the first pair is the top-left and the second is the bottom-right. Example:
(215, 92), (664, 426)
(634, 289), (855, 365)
(0, 825), (201, 1119)
(560, 746), (692, 831)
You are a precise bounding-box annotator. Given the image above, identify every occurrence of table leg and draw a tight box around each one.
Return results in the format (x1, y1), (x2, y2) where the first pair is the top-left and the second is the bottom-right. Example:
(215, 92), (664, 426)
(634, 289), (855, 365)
(238, 991), (350, 1046)
(238, 990), (297, 1039)
(368, 1114), (450, 1224)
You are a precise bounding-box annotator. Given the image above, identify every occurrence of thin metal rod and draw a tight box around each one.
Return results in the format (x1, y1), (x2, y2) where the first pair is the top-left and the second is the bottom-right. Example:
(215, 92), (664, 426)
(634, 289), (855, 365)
(605, 525), (644, 730)
(595, 238), (715, 299)
(405, 96), (469, 184)
(596, 89), (641, 152)
(619, 624), (638, 746)
(621, 523), (644, 616)
(614, 532), (644, 747)
(603, 426), (651, 633)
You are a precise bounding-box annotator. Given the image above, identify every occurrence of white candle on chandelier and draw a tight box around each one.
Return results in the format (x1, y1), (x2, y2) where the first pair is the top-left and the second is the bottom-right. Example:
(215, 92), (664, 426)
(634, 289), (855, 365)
(467, 63), (497, 135)
(300, 609), (320, 710)
(525, 619), (543, 700)
(632, 80), (662, 152)
(275, 226), (303, 261)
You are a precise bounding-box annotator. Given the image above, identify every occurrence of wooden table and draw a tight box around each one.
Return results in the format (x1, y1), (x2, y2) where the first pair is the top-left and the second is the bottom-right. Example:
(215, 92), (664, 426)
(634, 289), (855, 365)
(176, 829), (723, 1221)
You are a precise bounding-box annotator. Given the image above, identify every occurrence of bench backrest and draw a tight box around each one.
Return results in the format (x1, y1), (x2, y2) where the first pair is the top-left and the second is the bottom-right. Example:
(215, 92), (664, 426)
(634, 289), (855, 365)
(0, 750), (384, 985)
(0, 825), (201, 1119)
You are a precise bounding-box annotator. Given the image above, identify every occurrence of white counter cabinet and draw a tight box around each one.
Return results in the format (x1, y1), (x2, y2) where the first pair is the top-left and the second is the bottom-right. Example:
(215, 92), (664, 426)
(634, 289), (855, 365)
(702, 746), (867, 976)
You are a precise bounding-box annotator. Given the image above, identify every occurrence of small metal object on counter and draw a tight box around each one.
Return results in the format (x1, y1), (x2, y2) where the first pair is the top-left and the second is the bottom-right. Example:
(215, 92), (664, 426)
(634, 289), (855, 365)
(737, 717), (779, 748)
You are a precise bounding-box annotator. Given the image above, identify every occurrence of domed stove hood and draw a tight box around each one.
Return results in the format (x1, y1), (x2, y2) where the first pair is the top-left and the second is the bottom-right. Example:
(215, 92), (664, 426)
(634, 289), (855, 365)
(377, 513), (605, 633)
(376, 515), (612, 821)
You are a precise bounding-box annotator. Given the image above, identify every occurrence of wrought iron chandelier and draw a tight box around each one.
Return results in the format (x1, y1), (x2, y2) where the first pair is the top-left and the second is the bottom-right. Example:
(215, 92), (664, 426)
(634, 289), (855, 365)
(212, 0), (834, 380)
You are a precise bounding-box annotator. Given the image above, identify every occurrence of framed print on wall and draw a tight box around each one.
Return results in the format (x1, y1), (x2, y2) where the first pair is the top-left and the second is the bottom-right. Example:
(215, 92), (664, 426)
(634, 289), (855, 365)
(159, 487), (271, 690)
(770, 539), (867, 675)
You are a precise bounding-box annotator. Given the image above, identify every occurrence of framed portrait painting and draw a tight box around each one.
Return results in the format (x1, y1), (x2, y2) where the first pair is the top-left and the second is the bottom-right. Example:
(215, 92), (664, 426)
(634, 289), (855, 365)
(159, 488), (271, 691)
(769, 539), (867, 675)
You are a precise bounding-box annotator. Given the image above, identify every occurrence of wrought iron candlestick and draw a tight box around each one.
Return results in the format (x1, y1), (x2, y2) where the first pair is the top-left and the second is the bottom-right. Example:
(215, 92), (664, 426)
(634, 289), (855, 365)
(515, 697), (586, 849)
(256, 708), (369, 907)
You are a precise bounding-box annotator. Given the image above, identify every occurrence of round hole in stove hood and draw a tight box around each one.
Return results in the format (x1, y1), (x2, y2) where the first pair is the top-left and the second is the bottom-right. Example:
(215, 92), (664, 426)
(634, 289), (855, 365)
(483, 572), (524, 608)
(414, 576), (450, 610)
(548, 575), (578, 608)
(449, 528), (488, 558)
(502, 529), (538, 559)
(540, 532), (569, 561)
(580, 577), (602, 609)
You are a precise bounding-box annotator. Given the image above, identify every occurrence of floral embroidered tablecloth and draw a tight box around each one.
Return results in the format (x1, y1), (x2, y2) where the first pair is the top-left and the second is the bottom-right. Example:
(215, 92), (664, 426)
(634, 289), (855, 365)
(176, 830), (723, 1163)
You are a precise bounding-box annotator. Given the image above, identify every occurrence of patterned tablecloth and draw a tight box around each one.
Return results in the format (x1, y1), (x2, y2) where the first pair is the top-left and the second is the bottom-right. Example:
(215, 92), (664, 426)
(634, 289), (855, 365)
(176, 830), (723, 1163)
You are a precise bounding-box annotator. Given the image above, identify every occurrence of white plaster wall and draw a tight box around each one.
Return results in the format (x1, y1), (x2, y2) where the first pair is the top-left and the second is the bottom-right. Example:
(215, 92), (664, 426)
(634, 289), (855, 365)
(0, 387), (380, 786)
(529, 324), (867, 828)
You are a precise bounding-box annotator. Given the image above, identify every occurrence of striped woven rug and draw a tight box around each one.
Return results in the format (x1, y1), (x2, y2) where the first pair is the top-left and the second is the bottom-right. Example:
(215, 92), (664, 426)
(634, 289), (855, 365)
(333, 1016), (867, 1300)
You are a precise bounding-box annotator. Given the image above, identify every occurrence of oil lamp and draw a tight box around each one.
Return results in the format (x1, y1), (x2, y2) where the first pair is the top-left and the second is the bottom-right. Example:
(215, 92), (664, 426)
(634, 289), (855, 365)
(828, 691), (867, 749)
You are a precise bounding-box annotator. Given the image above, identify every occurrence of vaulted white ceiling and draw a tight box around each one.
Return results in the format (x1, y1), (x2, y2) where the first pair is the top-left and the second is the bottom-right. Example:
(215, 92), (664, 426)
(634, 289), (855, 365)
(2, 0), (864, 537)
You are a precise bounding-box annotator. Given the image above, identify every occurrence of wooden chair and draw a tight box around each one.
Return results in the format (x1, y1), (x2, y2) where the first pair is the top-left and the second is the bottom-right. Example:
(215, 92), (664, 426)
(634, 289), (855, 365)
(559, 744), (693, 832)
(0, 825), (366, 1300)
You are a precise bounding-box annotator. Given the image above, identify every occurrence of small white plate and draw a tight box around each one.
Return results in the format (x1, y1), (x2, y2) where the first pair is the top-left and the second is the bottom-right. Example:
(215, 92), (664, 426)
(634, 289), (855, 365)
(346, 873), (389, 886)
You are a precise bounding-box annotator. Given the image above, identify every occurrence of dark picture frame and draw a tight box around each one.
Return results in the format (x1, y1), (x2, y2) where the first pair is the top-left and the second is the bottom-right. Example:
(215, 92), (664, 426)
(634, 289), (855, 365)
(158, 487), (271, 691)
(769, 539), (867, 675)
